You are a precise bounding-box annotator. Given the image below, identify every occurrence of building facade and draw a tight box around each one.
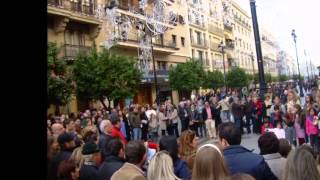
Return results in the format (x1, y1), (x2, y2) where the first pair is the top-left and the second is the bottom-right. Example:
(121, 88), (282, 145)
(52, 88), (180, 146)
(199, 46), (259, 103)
(261, 28), (279, 77)
(225, 0), (256, 73)
(47, 0), (102, 113)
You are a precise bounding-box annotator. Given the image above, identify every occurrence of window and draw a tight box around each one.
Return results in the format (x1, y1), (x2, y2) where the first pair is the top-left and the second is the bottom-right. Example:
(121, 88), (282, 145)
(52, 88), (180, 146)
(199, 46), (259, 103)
(205, 52), (209, 66)
(172, 35), (177, 45)
(190, 29), (193, 43)
(181, 37), (185, 47)
(192, 49), (195, 58)
(198, 50), (203, 64)
(196, 31), (201, 44)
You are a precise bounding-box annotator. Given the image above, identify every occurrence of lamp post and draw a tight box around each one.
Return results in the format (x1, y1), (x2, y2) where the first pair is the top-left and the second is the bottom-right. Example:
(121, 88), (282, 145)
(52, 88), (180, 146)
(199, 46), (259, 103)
(250, 0), (267, 100)
(218, 41), (227, 93)
(304, 50), (310, 81)
(251, 52), (256, 89)
(291, 29), (304, 97)
(149, 33), (160, 105)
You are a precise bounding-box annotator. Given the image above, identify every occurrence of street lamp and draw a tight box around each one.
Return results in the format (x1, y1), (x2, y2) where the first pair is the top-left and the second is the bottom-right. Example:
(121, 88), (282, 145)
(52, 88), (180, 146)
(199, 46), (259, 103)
(291, 29), (304, 97)
(251, 52), (256, 89)
(250, 0), (267, 100)
(218, 41), (227, 93)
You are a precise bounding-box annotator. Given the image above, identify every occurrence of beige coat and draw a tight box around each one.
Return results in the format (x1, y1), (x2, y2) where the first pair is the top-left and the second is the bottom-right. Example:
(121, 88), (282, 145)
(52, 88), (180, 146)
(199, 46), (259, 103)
(111, 163), (146, 180)
(158, 111), (167, 130)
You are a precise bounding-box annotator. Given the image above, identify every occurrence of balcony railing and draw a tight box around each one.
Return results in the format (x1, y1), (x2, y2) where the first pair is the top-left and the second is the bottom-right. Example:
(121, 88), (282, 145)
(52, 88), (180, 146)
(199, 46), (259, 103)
(208, 24), (224, 36)
(48, 0), (96, 16)
(63, 44), (91, 60)
(191, 39), (208, 48)
(225, 40), (235, 50)
(142, 69), (169, 82)
(224, 23), (233, 32)
(116, 35), (179, 50)
(189, 20), (206, 30)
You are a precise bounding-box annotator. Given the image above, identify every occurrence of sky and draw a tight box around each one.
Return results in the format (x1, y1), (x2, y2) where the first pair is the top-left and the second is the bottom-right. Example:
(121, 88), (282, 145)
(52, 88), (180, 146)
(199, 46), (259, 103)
(233, 0), (320, 74)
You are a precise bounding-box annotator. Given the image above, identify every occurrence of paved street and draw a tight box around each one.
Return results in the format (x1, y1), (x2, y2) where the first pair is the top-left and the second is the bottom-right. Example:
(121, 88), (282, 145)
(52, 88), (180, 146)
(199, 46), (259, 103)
(198, 133), (260, 154)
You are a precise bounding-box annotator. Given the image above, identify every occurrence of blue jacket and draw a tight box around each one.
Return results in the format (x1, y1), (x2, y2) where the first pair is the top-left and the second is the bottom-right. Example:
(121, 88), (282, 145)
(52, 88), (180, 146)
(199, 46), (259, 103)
(174, 159), (191, 180)
(223, 145), (277, 180)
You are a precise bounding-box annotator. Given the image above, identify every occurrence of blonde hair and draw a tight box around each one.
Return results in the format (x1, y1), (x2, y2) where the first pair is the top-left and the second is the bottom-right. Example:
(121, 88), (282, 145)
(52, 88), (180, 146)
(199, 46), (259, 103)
(70, 146), (84, 169)
(147, 151), (180, 180)
(192, 144), (230, 180)
(283, 147), (320, 180)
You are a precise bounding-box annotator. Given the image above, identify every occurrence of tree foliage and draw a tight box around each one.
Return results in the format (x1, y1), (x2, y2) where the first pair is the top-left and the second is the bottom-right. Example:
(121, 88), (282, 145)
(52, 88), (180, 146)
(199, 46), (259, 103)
(265, 73), (272, 84)
(226, 67), (248, 88)
(169, 59), (205, 91)
(47, 42), (74, 107)
(278, 74), (289, 82)
(73, 47), (142, 107)
(202, 70), (224, 89)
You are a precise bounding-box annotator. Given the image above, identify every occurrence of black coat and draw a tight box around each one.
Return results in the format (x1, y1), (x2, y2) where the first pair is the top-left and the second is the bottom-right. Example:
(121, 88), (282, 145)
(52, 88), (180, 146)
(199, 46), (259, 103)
(50, 150), (72, 180)
(223, 145), (277, 180)
(98, 155), (125, 180)
(203, 106), (215, 120)
(79, 164), (99, 180)
(98, 133), (114, 159)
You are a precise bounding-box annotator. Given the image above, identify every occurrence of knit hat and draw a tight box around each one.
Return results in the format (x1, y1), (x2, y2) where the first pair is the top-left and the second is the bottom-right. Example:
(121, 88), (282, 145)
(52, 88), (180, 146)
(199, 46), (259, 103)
(82, 142), (100, 155)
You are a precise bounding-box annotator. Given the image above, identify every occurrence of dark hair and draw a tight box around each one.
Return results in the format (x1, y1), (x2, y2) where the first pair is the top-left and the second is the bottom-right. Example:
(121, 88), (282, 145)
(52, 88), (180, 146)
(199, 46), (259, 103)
(57, 159), (76, 180)
(258, 132), (279, 155)
(111, 118), (120, 125)
(279, 139), (292, 158)
(83, 130), (97, 143)
(107, 138), (124, 157)
(63, 118), (74, 128)
(218, 122), (241, 145)
(125, 140), (146, 164)
(274, 105), (280, 111)
(159, 136), (179, 163)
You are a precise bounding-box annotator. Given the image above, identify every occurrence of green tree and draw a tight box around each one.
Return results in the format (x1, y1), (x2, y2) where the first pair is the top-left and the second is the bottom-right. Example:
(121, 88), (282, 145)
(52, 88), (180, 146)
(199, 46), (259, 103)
(73, 47), (142, 109)
(265, 73), (272, 84)
(271, 76), (278, 83)
(47, 42), (74, 113)
(169, 59), (205, 91)
(202, 70), (224, 89)
(292, 74), (304, 81)
(278, 74), (289, 82)
(226, 67), (248, 88)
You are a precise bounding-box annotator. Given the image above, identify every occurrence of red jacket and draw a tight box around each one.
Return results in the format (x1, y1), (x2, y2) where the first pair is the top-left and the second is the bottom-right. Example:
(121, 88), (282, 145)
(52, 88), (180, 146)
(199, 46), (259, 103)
(111, 126), (127, 145)
(255, 100), (263, 116)
(261, 123), (274, 134)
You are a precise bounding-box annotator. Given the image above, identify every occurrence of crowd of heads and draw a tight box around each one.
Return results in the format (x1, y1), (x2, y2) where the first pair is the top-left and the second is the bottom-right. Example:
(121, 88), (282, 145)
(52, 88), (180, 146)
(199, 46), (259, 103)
(47, 79), (320, 180)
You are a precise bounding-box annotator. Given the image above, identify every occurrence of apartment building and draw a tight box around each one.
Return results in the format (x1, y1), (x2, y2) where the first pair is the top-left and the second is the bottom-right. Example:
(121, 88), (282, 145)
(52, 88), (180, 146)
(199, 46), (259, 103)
(94, 0), (190, 105)
(187, 0), (225, 72)
(227, 0), (256, 73)
(47, 0), (102, 113)
(261, 28), (279, 76)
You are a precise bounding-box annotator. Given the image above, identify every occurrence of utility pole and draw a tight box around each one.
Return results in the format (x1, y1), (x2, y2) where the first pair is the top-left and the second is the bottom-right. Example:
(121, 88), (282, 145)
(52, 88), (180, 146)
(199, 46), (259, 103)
(250, 0), (267, 100)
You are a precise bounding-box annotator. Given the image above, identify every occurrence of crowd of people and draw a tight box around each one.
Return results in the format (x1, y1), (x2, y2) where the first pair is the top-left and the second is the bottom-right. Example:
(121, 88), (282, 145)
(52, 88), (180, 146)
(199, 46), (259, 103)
(47, 80), (320, 180)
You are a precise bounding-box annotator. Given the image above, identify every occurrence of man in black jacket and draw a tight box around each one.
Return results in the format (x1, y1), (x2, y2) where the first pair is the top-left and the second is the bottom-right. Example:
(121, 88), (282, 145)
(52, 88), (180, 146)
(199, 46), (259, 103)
(98, 138), (125, 180)
(219, 122), (277, 180)
(50, 132), (76, 180)
(80, 142), (101, 180)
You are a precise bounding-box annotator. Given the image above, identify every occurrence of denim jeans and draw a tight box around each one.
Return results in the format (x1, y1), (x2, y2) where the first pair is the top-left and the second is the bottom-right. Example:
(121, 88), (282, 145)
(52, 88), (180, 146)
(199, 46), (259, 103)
(234, 117), (242, 129)
(133, 128), (142, 140)
(171, 123), (179, 137)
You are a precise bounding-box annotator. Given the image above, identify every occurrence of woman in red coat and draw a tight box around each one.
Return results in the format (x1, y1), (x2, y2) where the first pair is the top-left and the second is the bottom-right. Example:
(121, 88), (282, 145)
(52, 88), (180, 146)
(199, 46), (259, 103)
(253, 96), (264, 134)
